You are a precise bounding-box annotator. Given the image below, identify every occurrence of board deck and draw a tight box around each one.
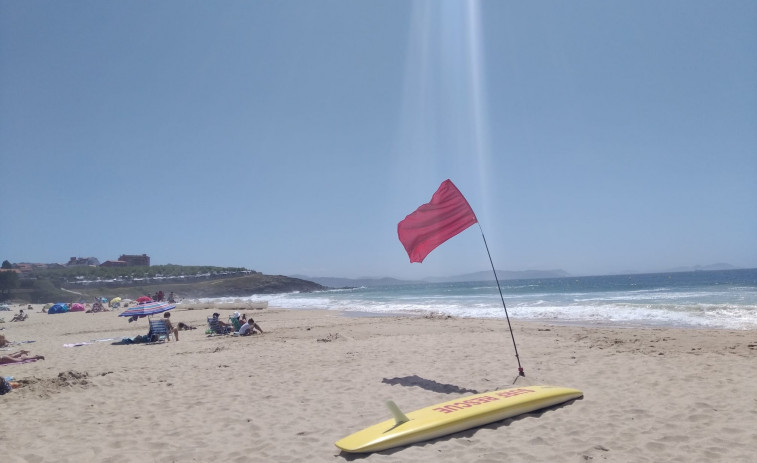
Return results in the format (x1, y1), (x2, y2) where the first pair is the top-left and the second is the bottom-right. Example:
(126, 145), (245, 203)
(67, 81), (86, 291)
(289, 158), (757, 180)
(335, 385), (582, 453)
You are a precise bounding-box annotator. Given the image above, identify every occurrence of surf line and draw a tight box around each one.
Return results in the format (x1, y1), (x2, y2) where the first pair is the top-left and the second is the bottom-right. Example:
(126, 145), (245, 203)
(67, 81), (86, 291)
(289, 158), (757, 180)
(432, 388), (535, 414)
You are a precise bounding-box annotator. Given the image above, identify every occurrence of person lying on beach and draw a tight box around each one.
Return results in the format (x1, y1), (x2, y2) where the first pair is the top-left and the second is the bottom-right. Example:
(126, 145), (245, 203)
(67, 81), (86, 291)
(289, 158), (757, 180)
(239, 318), (264, 336)
(177, 322), (196, 331)
(162, 312), (179, 341)
(0, 350), (44, 365)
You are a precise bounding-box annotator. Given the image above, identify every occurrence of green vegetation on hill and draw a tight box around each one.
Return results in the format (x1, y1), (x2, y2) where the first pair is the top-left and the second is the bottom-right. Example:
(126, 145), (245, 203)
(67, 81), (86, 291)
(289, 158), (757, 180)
(14, 279), (70, 304)
(27, 264), (248, 281)
(2, 265), (325, 303)
(67, 273), (325, 301)
(0, 270), (20, 299)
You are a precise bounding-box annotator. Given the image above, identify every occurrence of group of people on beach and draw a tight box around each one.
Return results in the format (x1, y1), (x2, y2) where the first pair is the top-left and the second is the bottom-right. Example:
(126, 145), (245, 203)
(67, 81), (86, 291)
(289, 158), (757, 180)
(145, 291), (177, 303)
(0, 307), (267, 398)
(1, 304), (264, 371)
(134, 311), (263, 343)
(210, 312), (264, 336)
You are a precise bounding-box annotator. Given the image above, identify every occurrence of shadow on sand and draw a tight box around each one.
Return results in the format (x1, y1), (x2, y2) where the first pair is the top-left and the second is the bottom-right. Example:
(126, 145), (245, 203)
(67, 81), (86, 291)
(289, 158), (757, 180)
(380, 374), (479, 394)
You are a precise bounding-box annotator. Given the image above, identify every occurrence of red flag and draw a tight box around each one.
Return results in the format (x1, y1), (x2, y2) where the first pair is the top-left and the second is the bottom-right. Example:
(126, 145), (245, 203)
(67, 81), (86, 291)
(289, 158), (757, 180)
(398, 179), (478, 263)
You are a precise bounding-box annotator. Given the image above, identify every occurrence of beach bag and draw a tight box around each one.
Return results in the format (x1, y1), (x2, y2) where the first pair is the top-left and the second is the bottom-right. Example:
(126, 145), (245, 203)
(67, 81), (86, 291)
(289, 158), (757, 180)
(0, 377), (12, 395)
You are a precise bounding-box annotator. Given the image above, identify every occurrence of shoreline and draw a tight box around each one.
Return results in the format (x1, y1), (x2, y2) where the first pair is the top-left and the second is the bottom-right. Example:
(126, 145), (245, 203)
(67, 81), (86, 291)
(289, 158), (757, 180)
(4, 300), (753, 331)
(290, 305), (756, 332)
(1, 304), (755, 462)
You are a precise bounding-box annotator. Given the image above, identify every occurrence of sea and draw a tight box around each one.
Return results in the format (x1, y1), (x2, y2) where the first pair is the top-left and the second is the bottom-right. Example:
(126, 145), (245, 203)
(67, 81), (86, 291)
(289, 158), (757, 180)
(200, 269), (757, 330)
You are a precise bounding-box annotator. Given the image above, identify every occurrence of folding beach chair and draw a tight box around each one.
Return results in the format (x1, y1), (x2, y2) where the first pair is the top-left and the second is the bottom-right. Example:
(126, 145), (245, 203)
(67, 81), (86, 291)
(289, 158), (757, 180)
(148, 319), (171, 342)
(207, 317), (232, 335)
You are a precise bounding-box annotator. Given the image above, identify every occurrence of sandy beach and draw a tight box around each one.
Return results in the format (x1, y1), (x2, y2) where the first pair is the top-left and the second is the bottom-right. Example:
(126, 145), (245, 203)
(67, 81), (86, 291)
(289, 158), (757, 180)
(1, 304), (755, 462)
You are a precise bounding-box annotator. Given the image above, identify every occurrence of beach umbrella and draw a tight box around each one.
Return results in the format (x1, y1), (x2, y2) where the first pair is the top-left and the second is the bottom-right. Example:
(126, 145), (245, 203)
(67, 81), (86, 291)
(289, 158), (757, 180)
(70, 303), (86, 312)
(118, 301), (175, 319)
(110, 297), (121, 305)
(136, 296), (152, 304)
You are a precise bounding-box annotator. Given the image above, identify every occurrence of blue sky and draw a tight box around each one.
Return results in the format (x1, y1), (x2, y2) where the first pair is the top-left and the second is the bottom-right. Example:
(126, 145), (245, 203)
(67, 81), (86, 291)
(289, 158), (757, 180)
(1, 1), (755, 279)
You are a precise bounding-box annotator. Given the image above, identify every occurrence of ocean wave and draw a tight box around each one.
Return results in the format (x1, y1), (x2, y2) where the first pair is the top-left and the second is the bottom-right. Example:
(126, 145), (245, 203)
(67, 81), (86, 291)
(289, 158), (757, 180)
(194, 269), (757, 329)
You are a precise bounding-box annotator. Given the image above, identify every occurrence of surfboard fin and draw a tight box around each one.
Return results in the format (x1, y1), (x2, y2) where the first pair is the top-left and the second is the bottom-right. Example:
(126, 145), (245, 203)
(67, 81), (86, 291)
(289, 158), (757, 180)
(386, 400), (410, 425)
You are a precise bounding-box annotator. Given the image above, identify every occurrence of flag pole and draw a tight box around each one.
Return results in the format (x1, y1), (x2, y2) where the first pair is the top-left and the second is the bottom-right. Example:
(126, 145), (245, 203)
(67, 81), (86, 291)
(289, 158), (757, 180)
(478, 224), (525, 378)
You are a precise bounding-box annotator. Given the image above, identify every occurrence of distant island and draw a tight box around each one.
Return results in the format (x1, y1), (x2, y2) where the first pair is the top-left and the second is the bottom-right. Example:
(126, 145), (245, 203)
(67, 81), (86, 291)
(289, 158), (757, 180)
(426, 269), (571, 282)
(294, 269), (570, 289)
(296, 265), (746, 289)
(663, 263), (737, 272)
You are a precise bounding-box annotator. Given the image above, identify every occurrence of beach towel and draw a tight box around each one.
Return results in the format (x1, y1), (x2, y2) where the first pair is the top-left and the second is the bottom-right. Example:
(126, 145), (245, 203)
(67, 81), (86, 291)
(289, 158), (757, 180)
(0, 358), (39, 366)
(63, 338), (118, 347)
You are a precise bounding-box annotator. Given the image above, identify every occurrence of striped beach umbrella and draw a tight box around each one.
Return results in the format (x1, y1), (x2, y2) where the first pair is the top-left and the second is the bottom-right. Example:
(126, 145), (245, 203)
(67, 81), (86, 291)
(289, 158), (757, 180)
(118, 301), (175, 318)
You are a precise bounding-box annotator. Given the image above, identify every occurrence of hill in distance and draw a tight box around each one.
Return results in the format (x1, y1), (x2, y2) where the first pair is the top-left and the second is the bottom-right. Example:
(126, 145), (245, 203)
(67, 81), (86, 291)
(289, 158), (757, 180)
(296, 264), (742, 289)
(67, 274), (326, 300)
(294, 269), (570, 288)
(426, 269), (570, 283)
(663, 263), (737, 273)
(9, 273), (326, 304)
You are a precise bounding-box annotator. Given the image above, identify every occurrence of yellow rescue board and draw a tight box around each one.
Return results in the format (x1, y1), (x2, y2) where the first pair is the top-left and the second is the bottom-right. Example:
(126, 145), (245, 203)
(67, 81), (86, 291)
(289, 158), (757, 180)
(336, 385), (582, 453)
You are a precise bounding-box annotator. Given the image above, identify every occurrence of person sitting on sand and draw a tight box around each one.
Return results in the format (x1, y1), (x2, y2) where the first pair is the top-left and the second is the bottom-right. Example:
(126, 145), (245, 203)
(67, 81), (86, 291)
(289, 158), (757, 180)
(212, 313), (231, 331)
(239, 317), (264, 336)
(90, 301), (106, 313)
(162, 312), (179, 341)
(10, 309), (27, 322)
(0, 350), (44, 365)
(0, 334), (9, 348)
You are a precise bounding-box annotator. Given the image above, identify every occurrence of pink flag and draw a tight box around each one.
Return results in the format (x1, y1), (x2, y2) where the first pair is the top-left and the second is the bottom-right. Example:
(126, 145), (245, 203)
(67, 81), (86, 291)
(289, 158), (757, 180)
(398, 179), (478, 263)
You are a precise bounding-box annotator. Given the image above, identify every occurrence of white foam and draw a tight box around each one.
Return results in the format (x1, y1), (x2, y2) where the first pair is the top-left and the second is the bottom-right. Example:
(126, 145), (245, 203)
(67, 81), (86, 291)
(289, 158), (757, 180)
(194, 282), (757, 330)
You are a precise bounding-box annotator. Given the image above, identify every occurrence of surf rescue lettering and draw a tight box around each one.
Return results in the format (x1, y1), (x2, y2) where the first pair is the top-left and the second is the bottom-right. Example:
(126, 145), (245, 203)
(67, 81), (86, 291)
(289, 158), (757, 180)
(432, 388), (536, 414)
